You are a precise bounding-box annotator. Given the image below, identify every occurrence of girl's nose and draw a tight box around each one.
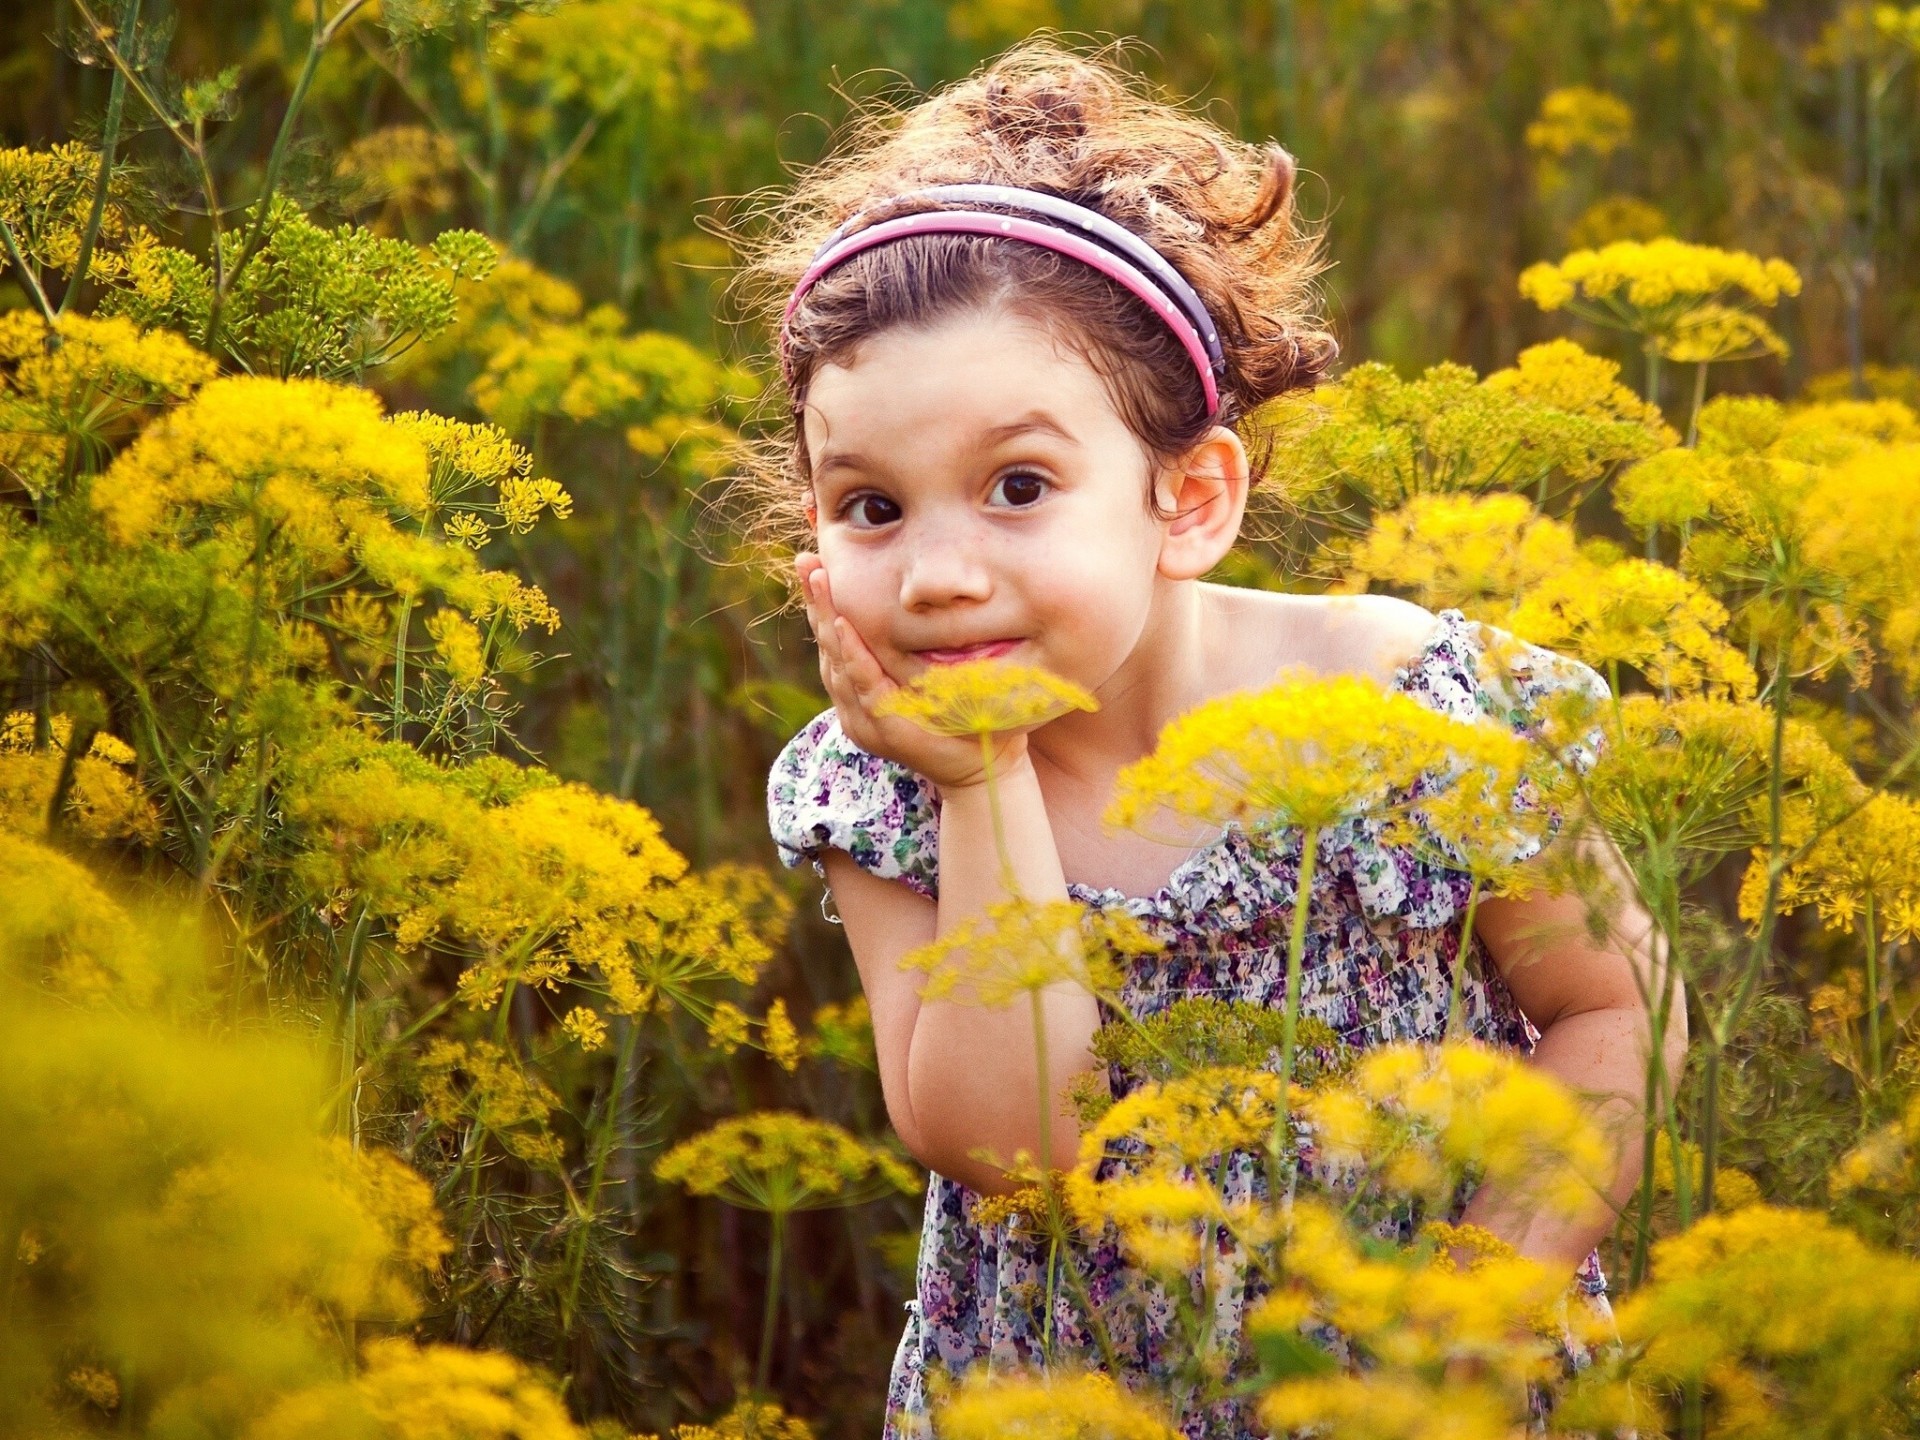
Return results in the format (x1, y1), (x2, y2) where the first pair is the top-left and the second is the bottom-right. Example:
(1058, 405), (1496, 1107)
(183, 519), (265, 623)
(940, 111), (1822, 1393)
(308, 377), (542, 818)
(897, 526), (994, 611)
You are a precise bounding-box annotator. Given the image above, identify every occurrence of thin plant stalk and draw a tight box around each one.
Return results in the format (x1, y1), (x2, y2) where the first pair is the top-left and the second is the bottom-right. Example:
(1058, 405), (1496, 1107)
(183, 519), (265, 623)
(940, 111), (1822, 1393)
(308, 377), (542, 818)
(61, 0), (140, 316)
(1273, 825), (1322, 1157)
(754, 1206), (788, 1396)
(1862, 892), (1883, 1086)
(1445, 875), (1485, 1039)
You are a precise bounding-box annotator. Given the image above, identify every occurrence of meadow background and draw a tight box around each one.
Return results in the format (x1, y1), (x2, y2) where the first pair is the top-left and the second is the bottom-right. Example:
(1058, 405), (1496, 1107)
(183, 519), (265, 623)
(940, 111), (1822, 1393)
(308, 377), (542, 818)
(2, 1), (1919, 1436)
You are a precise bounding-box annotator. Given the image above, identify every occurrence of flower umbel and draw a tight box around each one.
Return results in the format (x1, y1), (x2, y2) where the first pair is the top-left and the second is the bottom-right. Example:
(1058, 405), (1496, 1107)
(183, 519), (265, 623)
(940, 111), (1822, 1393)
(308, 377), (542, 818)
(877, 657), (1099, 735)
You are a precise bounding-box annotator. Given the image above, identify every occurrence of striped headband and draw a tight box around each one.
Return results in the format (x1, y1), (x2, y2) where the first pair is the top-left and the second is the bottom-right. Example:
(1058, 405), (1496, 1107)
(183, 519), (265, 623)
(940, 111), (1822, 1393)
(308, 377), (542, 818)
(780, 184), (1227, 417)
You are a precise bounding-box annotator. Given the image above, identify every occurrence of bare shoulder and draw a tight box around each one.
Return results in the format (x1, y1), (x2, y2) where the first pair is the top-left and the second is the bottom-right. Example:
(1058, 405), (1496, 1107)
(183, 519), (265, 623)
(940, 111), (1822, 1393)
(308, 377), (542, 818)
(1210, 584), (1440, 688)
(1319, 593), (1444, 685)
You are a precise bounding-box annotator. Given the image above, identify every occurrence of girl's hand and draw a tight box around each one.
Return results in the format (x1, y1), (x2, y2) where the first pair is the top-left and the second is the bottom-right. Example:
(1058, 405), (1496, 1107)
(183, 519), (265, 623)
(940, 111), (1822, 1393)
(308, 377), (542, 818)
(797, 553), (1030, 792)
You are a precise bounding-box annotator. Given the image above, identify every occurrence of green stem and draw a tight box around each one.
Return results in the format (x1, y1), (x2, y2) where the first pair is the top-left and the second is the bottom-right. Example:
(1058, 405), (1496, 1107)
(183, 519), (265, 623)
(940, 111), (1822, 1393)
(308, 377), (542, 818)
(1445, 875), (1484, 1039)
(1274, 826), (1321, 1159)
(1863, 891), (1882, 1087)
(0, 215), (58, 329)
(561, 1015), (643, 1328)
(1685, 361), (1709, 448)
(754, 1207), (788, 1396)
(61, 0), (139, 315)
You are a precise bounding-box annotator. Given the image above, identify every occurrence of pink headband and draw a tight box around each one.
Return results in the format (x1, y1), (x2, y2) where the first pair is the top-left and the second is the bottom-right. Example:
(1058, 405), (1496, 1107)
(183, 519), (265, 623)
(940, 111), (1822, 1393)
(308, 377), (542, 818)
(781, 188), (1225, 417)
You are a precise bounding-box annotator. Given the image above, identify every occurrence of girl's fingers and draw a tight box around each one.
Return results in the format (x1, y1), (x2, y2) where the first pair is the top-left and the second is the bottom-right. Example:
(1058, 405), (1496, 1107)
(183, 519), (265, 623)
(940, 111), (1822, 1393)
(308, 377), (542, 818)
(835, 616), (899, 712)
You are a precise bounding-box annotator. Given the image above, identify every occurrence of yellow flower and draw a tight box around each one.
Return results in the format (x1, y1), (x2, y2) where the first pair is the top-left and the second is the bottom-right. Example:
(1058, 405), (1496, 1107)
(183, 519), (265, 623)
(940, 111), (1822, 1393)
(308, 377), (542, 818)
(1106, 671), (1461, 838)
(1306, 1041), (1611, 1220)
(1525, 86), (1634, 159)
(1506, 554), (1757, 699)
(1521, 238), (1800, 317)
(246, 1337), (586, 1440)
(1078, 1065), (1284, 1174)
(1569, 195), (1670, 249)
(1616, 1205), (1920, 1435)
(1658, 301), (1788, 365)
(653, 1111), (919, 1214)
(933, 1369), (1181, 1440)
(762, 997), (802, 1072)
(561, 1006), (609, 1050)
(901, 896), (1157, 1007)
(1341, 492), (1583, 620)
(657, 1399), (816, 1440)
(876, 658), (1098, 736)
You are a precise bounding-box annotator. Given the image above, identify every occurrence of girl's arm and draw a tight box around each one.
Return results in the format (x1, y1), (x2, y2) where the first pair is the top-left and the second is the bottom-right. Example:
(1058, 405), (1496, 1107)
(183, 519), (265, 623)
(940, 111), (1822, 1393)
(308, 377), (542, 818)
(1463, 828), (1685, 1271)
(802, 557), (1101, 1195)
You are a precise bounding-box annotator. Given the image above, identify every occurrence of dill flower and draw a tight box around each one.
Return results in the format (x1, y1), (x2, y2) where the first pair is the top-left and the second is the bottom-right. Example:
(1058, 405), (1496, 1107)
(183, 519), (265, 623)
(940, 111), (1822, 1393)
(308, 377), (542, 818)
(1106, 671), (1459, 838)
(1569, 195), (1670, 249)
(1507, 554), (1757, 699)
(901, 897), (1154, 1007)
(560, 1005), (608, 1050)
(653, 1111), (918, 1213)
(419, 1038), (566, 1171)
(1520, 238), (1800, 329)
(1253, 1201), (1565, 1437)
(801, 995), (876, 1072)
(1658, 301), (1788, 366)
(1078, 1065), (1285, 1175)
(933, 1369), (1181, 1440)
(247, 1337), (586, 1440)
(649, 1398), (816, 1440)
(1306, 1041), (1611, 1220)
(1341, 492), (1583, 620)
(1525, 86), (1633, 159)
(876, 657), (1099, 736)
(762, 997), (802, 1072)
(1615, 1205), (1920, 1435)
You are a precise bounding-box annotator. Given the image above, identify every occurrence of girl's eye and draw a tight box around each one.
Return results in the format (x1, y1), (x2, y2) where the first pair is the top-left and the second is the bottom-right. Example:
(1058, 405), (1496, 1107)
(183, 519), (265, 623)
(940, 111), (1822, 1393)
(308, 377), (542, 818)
(990, 471), (1050, 508)
(839, 492), (901, 529)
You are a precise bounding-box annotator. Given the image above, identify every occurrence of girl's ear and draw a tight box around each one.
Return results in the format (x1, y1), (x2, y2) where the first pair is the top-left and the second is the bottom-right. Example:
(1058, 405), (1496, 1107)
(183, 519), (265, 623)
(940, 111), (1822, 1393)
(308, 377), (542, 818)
(1154, 427), (1251, 582)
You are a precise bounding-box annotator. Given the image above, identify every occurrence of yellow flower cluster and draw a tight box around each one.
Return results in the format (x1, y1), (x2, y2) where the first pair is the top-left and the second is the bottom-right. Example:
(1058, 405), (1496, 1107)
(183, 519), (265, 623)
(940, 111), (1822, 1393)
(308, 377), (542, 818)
(248, 1338), (586, 1440)
(901, 896), (1157, 1007)
(877, 657), (1099, 736)
(1584, 693), (1861, 873)
(637, 1398), (816, 1440)
(287, 732), (785, 1028)
(653, 1111), (919, 1214)
(1740, 790), (1920, 940)
(0, 311), (216, 501)
(0, 709), (159, 844)
(1521, 238), (1801, 317)
(1507, 552), (1757, 698)
(1261, 342), (1671, 514)
(1341, 492), (1584, 620)
(1305, 1041), (1611, 1219)
(932, 1369), (1180, 1440)
(1255, 1201), (1567, 1438)
(1525, 86), (1634, 159)
(1108, 671), (1467, 838)
(1603, 1205), (1920, 1436)
(419, 1038), (567, 1170)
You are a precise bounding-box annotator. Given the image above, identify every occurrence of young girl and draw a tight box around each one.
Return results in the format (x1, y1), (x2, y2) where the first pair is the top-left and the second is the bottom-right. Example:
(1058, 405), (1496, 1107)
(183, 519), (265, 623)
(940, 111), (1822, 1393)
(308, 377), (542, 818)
(749, 41), (1680, 1439)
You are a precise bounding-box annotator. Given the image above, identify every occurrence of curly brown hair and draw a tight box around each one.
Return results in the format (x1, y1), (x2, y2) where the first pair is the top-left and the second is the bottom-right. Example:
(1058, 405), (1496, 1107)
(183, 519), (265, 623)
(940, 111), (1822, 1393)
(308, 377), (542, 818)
(719, 38), (1336, 583)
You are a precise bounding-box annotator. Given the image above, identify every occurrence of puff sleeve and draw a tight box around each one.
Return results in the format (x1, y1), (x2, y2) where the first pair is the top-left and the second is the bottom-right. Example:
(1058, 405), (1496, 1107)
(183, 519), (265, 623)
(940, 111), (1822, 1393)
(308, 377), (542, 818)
(766, 707), (942, 900)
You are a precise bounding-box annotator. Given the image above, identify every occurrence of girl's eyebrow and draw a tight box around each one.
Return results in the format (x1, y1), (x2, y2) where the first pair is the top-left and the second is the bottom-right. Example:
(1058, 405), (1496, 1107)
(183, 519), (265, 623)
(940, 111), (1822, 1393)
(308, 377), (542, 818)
(813, 411), (1080, 480)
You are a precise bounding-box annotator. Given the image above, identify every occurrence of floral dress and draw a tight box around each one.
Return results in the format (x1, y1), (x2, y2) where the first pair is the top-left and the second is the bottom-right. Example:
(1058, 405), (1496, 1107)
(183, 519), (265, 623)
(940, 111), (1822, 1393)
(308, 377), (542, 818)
(766, 608), (1615, 1439)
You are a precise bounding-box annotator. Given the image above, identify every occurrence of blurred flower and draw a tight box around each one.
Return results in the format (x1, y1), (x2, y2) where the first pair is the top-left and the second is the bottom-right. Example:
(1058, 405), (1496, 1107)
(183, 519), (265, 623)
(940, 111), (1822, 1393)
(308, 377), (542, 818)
(933, 1368), (1181, 1440)
(877, 657), (1099, 736)
(901, 896), (1156, 1007)
(653, 1111), (919, 1212)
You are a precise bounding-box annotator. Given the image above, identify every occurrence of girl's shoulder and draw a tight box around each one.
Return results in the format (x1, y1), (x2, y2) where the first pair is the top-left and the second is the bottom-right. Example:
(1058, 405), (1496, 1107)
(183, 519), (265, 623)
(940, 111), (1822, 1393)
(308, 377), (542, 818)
(766, 708), (940, 900)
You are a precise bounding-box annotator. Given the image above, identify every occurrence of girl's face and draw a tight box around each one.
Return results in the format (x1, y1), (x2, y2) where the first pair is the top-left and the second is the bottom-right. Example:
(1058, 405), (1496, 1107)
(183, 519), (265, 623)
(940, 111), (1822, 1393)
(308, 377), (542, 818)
(801, 308), (1183, 696)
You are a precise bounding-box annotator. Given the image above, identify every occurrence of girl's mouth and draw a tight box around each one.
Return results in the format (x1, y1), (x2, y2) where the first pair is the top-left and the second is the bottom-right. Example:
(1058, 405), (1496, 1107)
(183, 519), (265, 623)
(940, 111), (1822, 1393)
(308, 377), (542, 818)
(915, 638), (1022, 665)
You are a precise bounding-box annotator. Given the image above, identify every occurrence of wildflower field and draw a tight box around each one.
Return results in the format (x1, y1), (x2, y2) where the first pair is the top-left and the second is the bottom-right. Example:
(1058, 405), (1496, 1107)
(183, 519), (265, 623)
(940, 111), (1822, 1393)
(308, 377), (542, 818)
(4, 2), (1920, 1437)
